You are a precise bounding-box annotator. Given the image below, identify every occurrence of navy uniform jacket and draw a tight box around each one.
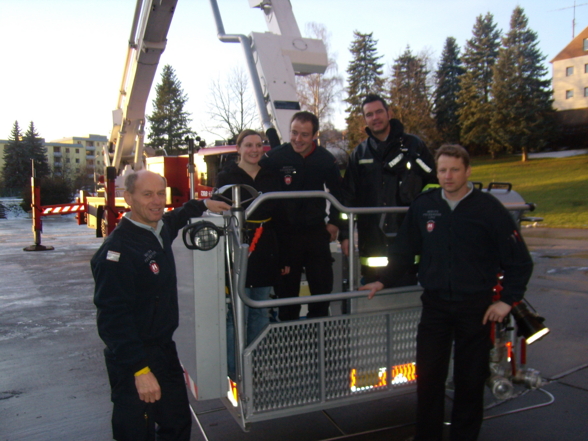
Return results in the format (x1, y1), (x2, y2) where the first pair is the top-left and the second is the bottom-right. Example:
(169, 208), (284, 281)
(380, 188), (533, 305)
(342, 119), (436, 257)
(91, 199), (207, 373)
(216, 162), (282, 286)
(259, 141), (343, 233)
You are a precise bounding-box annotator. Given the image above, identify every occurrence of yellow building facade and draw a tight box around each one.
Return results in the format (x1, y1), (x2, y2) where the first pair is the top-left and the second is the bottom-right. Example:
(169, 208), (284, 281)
(551, 26), (588, 145)
(46, 134), (108, 177)
(0, 134), (108, 179)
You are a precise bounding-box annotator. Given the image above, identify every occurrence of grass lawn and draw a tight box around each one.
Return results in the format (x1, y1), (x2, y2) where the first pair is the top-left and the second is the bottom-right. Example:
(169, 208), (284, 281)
(470, 154), (588, 229)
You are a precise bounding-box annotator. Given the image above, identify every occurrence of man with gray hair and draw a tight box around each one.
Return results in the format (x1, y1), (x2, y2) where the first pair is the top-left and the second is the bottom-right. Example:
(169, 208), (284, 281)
(92, 170), (229, 440)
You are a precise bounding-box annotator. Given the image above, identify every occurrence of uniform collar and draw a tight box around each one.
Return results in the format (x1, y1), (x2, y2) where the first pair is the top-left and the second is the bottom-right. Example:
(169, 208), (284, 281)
(441, 182), (474, 211)
(302, 141), (317, 158)
(124, 212), (164, 246)
(365, 118), (405, 143)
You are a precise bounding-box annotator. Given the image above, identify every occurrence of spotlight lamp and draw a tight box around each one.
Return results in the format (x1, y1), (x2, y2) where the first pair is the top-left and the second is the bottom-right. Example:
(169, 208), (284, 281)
(182, 221), (223, 251)
(511, 301), (549, 345)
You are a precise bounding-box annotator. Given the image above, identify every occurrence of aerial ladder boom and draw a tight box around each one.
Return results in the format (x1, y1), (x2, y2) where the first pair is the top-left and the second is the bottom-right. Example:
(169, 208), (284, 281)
(249, 0), (329, 142)
(210, 0), (329, 144)
(108, 0), (178, 173)
(109, 0), (328, 173)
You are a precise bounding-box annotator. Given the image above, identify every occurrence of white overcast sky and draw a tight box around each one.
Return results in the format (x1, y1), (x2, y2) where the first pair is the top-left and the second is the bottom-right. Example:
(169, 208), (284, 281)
(0, 0), (586, 144)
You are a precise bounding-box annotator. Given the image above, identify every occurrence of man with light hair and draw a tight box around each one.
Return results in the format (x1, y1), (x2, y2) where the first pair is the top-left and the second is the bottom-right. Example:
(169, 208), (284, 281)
(92, 170), (230, 440)
(361, 145), (533, 441)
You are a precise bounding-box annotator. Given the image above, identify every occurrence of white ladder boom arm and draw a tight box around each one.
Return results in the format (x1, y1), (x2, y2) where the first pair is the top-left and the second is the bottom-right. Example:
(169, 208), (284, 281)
(109, 0), (178, 172)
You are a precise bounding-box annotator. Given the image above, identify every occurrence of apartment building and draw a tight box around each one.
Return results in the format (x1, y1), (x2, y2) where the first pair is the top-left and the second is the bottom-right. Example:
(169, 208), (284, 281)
(0, 134), (108, 179)
(551, 25), (588, 145)
(47, 134), (108, 177)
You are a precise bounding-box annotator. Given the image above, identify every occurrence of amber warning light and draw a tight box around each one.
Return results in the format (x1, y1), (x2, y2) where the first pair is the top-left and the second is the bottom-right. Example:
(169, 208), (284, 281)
(350, 363), (416, 392)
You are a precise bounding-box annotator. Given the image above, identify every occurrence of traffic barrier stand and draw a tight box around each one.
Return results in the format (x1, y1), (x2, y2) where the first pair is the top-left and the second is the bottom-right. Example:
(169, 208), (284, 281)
(23, 175), (54, 252)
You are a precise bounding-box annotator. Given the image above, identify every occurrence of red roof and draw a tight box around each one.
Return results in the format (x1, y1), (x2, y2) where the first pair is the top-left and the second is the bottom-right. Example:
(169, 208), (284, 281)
(551, 26), (588, 63)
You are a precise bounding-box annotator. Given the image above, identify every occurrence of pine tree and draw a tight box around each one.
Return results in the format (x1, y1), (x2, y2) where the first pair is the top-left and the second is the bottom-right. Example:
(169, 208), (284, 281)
(345, 31), (384, 150)
(490, 7), (556, 161)
(434, 37), (464, 144)
(388, 46), (437, 145)
(1, 121), (31, 193)
(147, 65), (195, 155)
(457, 13), (501, 154)
(23, 122), (51, 179)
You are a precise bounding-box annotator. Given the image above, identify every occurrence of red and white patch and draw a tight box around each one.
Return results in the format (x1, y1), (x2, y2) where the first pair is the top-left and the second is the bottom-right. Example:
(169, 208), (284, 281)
(284, 175), (292, 185)
(426, 220), (435, 233)
(149, 260), (160, 275)
(106, 250), (120, 262)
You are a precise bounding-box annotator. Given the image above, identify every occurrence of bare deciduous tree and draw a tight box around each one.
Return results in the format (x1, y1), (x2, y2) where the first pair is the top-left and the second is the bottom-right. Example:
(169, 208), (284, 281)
(296, 23), (343, 128)
(205, 66), (259, 142)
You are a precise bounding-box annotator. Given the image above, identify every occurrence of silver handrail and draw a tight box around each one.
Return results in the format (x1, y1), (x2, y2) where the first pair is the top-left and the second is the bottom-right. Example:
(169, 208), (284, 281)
(235, 190), (535, 309)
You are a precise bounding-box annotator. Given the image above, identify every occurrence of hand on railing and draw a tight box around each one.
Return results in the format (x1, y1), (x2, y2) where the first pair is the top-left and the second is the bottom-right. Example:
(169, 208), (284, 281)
(358, 281), (385, 300)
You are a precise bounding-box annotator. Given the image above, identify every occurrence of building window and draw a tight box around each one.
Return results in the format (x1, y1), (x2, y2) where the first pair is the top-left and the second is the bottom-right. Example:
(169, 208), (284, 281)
(566, 66), (574, 76)
(76, 148), (79, 154)
(53, 146), (60, 153)
(585, 64), (588, 74)
(585, 87), (588, 97)
(75, 158), (80, 164)
(584, 38), (588, 51)
(87, 141), (94, 147)
(66, 148), (70, 153)
(66, 158), (71, 163)
(566, 90), (574, 99)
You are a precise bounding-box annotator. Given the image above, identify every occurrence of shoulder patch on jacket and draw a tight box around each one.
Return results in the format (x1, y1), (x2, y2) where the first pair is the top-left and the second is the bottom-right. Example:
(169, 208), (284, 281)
(358, 158), (374, 164)
(106, 250), (120, 262)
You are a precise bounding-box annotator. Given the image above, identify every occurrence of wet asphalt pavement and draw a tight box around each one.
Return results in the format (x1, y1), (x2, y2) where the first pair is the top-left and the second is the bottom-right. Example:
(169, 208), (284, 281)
(0, 216), (587, 441)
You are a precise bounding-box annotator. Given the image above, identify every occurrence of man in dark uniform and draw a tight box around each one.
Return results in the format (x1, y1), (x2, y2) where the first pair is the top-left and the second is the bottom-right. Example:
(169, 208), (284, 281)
(342, 94), (437, 283)
(360, 145), (533, 441)
(260, 111), (343, 320)
(91, 170), (229, 441)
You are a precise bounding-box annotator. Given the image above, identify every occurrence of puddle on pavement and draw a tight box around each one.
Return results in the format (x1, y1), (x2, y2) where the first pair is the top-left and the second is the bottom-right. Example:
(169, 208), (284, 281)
(546, 267), (588, 275)
(0, 390), (23, 400)
(539, 252), (588, 259)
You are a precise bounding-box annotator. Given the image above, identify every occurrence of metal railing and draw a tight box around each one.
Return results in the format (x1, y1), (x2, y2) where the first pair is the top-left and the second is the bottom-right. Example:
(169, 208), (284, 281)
(220, 187), (536, 427)
(229, 190), (534, 310)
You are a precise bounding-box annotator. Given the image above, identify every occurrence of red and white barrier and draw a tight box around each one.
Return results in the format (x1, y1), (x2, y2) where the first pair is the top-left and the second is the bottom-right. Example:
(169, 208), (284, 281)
(41, 204), (87, 215)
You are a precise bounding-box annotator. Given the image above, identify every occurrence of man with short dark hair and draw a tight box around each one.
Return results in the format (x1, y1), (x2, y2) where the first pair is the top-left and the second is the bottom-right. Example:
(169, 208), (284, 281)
(260, 111), (343, 320)
(92, 170), (229, 440)
(342, 94), (436, 283)
(360, 145), (534, 441)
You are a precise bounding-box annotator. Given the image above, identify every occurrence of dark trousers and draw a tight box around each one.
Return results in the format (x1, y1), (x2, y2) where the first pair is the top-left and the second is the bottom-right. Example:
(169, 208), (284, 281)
(415, 291), (492, 441)
(275, 227), (333, 321)
(105, 341), (192, 441)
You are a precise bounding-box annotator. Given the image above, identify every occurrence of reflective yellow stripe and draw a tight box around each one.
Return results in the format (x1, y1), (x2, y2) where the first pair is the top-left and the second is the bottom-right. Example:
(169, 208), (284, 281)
(247, 217), (271, 223)
(422, 183), (440, 191)
(359, 256), (419, 266)
(360, 256), (389, 267)
(134, 366), (151, 376)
